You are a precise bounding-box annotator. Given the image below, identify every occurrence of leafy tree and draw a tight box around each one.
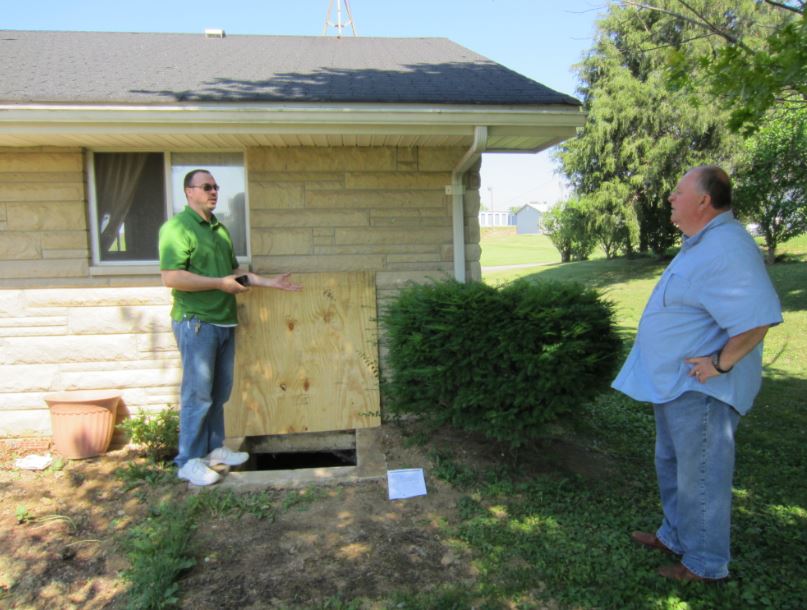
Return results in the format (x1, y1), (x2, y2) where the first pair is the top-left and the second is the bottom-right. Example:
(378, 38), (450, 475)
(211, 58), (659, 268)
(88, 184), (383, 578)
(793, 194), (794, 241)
(734, 107), (807, 263)
(558, 1), (739, 256)
(587, 183), (640, 259)
(544, 198), (597, 262)
(625, 0), (807, 134)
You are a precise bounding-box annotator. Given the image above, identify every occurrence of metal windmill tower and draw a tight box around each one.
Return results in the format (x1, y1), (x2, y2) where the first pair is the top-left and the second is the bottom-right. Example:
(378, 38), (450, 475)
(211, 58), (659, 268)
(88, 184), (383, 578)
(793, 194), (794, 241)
(322, 0), (358, 37)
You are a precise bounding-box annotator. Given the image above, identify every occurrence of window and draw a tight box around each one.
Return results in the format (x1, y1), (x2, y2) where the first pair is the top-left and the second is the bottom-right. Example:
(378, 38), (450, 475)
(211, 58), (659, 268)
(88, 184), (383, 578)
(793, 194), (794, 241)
(88, 152), (248, 265)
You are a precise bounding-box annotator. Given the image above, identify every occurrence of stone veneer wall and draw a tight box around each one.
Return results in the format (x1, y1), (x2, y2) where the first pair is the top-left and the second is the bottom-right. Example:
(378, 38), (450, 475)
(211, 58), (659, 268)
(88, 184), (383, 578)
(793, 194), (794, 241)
(0, 146), (481, 437)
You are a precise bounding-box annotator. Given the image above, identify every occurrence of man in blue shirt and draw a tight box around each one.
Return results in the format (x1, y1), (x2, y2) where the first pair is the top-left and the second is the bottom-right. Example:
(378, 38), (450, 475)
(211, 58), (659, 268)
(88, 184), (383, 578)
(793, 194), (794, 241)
(613, 165), (782, 581)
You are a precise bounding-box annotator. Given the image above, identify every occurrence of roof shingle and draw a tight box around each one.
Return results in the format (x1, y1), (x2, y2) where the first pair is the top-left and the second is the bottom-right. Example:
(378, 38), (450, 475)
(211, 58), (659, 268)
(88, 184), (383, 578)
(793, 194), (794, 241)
(0, 30), (580, 107)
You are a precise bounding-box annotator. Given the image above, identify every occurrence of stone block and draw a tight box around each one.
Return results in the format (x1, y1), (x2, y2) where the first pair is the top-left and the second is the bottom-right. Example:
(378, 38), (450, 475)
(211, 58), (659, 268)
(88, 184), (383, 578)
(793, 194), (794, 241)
(386, 253), (443, 264)
(345, 172), (449, 190)
(385, 261), (453, 272)
(67, 305), (171, 334)
(467, 261), (482, 282)
(0, 151), (82, 173)
(333, 226), (451, 246)
(0, 334), (140, 365)
(249, 171), (344, 183)
(251, 209), (369, 229)
(25, 286), (172, 308)
(0, 316), (67, 337)
(0, 409), (49, 436)
(0, 232), (41, 260)
(0, 290), (24, 316)
(375, 270), (451, 290)
(43, 249), (87, 260)
(1, 183), (84, 203)
(251, 228), (313, 256)
(249, 183), (305, 209)
(6, 202), (86, 231)
(315, 244), (435, 256)
(313, 235), (334, 247)
(417, 147), (465, 172)
(248, 147), (397, 172)
(0, 258), (87, 279)
(395, 147), (418, 164)
(305, 190), (446, 209)
(0, 365), (59, 392)
(465, 244), (482, 261)
(136, 332), (180, 354)
(58, 366), (182, 392)
(300, 181), (345, 192)
(251, 254), (385, 274)
(41, 231), (86, 250)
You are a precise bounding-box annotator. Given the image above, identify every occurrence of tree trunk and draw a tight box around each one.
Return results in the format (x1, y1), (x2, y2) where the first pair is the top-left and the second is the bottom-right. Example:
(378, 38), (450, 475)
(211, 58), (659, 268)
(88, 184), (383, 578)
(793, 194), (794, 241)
(766, 246), (776, 265)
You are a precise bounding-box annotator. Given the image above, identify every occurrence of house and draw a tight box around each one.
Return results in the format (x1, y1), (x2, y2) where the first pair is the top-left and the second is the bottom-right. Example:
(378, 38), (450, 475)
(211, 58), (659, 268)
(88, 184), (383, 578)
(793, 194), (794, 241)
(0, 30), (583, 439)
(478, 211), (514, 228)
(514, 203), (544, 234)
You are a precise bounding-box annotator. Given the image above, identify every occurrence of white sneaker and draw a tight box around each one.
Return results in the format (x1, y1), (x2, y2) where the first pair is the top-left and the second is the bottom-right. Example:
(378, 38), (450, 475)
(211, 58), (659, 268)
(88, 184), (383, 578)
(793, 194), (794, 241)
(207, 446), (249, 467)
(178, 458), (221, 486)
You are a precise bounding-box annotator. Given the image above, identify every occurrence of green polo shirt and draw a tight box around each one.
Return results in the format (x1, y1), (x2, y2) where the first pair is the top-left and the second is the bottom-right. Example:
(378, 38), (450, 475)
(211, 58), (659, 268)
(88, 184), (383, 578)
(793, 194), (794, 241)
(158, 205), (239, 325)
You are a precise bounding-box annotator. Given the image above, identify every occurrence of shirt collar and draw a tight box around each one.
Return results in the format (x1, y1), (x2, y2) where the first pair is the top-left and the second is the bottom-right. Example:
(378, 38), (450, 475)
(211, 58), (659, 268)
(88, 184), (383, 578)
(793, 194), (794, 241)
(681, 210), (734, 250)
(184, 205), (219, 227)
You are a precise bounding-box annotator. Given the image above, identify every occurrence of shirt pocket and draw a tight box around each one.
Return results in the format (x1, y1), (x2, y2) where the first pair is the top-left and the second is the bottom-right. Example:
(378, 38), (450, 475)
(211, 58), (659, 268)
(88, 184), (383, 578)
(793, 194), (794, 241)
(663, 272), (694, 308)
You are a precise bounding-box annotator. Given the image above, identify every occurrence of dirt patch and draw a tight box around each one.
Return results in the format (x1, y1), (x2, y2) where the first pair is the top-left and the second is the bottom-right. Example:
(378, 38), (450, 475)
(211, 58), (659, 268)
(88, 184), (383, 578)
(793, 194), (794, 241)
(0, 425), (610, 609)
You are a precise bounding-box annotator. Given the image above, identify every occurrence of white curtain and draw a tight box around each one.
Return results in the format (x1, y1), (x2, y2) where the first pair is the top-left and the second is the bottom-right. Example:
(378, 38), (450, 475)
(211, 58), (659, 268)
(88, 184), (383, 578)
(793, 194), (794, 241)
(95, 153), (149, 253)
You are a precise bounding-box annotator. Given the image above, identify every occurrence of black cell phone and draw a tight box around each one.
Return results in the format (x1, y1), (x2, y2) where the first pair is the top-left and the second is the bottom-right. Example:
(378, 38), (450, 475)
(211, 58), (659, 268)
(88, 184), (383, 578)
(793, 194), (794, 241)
(235, 274), (250, 286)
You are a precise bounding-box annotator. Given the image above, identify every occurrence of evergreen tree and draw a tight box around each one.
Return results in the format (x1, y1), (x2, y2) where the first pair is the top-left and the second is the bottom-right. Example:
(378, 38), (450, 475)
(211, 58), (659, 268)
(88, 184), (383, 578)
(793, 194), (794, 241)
(558, 1), (740, 255)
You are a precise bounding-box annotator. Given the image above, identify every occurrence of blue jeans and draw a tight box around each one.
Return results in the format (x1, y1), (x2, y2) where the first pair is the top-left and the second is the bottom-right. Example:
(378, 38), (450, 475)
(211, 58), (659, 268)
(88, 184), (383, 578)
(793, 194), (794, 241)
(172, 318), (236, 468)
(653, 391), (741, 579)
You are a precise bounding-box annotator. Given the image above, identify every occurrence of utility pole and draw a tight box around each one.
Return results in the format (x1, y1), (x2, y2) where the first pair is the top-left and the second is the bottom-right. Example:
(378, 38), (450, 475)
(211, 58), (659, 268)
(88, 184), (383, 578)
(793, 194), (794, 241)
(322, 0), (358, 37)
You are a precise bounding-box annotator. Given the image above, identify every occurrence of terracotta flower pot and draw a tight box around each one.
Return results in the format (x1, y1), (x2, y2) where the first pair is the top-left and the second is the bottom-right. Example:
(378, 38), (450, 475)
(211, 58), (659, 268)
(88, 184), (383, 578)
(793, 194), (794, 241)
(44, 390), (122, 459)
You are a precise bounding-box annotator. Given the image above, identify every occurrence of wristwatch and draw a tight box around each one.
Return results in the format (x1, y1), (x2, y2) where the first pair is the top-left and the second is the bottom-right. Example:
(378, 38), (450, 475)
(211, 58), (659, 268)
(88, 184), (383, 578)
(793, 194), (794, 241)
(711, 351), (733, 374)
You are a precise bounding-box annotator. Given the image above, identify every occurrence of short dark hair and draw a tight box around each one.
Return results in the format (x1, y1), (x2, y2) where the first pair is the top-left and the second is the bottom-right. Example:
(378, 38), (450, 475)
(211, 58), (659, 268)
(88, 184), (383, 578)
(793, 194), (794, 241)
(693, 165), (732, 210)
(183, 169), (212, 189)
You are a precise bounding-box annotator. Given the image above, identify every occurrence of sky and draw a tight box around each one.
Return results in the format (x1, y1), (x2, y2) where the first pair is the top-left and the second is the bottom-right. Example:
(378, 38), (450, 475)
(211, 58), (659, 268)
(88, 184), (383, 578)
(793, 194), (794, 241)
(2, 0), (607, 211)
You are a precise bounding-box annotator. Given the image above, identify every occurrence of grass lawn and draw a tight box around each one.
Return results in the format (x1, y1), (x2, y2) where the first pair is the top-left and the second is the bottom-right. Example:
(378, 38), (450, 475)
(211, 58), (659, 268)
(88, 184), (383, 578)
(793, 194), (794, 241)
(480, 228), (608, 268)
(42, 231), (802, 609)
(411, 231), (807, 609)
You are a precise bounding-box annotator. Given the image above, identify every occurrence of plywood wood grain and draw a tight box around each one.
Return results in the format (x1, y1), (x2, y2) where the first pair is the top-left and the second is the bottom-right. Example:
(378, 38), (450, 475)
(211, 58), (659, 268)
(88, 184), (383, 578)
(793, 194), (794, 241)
(225, 272), (381, 436)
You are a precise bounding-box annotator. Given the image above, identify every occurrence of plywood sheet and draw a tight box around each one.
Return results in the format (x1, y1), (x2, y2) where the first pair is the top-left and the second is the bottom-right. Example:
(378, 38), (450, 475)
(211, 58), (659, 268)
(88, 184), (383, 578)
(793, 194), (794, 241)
(225, 272), (381, 436)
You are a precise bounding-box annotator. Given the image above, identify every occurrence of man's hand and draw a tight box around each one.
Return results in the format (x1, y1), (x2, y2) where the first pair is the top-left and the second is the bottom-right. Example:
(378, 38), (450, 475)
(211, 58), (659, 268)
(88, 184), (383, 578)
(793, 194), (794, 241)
(685, 325), (771, 384)
(246, 271), (303, 292)
(221, 274), (251, 295)
(686, 356), (719, 384)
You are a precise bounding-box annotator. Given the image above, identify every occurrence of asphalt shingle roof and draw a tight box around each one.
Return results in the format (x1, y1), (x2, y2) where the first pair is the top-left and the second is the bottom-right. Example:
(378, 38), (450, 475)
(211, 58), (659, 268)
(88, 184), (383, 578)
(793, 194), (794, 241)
(0, 30), (580, 107)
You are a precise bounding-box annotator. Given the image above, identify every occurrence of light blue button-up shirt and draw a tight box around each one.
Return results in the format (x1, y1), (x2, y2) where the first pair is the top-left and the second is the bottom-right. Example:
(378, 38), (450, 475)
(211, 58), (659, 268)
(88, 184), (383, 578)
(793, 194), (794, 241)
(612, 211), (782, 414)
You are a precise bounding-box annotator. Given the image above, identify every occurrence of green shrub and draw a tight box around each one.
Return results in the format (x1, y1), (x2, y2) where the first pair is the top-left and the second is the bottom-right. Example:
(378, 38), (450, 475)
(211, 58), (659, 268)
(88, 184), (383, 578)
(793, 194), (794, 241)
(381, 278), (621, 449)
(117, 407), (179, 462)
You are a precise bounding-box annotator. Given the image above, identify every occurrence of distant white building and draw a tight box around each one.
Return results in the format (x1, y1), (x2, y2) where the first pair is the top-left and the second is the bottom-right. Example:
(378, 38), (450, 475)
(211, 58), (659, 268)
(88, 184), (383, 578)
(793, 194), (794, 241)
(478, 210), (514, 227)
(514, 204), (544, 234)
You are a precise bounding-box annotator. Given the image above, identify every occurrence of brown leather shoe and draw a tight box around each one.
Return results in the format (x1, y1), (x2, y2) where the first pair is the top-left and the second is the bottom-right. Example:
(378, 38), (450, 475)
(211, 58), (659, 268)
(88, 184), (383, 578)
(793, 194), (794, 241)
(630, 531), (678, 556)
(658, 563), (726, 583)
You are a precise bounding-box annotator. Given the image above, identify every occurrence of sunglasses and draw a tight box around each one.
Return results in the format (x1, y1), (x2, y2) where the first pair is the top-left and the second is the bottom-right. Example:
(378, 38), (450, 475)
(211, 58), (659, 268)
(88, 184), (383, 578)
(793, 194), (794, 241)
(189, 183), (220, 192)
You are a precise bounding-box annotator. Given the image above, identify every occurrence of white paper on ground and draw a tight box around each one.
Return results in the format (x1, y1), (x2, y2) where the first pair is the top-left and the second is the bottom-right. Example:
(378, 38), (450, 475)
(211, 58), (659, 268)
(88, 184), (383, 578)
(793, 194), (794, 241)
(387, 468), (427, 500)
(15, 453), (53, 471)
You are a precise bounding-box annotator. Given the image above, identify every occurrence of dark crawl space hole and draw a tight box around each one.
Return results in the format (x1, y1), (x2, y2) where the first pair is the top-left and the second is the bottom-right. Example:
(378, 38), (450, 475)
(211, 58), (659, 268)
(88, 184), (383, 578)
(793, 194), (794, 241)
(245, 449), (357, 471)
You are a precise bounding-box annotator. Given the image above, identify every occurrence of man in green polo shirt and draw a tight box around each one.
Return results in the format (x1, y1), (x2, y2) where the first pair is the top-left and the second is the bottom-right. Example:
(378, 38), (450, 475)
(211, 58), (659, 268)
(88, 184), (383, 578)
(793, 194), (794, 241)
(159, 169), (301, 486)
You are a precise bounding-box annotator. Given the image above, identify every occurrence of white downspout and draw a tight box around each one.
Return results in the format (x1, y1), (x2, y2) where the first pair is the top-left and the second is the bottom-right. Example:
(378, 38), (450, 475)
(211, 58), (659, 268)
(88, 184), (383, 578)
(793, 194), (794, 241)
(450, 125), (488, 282)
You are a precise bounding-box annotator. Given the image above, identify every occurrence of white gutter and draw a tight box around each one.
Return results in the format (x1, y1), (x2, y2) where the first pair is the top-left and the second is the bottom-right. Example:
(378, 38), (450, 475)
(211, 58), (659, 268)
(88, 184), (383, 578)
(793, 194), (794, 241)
(450, 126), (488, 282)
(0, 103), (585, 129)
